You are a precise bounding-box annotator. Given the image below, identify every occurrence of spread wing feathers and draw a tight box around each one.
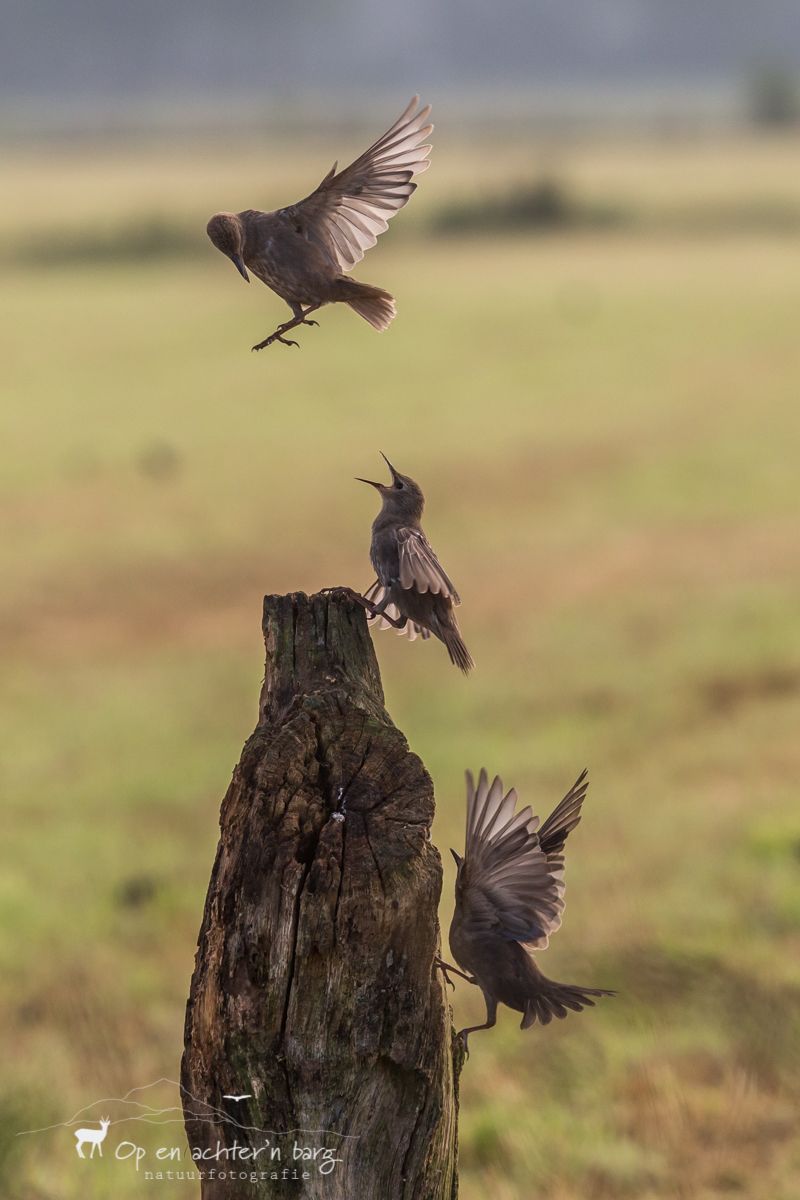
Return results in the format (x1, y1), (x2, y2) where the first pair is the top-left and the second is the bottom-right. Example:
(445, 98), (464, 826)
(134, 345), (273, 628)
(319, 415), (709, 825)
(363, 580), (430, 641)
(397, 527), (460, 601)
(282, 96), (433, 273)
(538, 769), (589, 857)
(461, 769), (566, 950)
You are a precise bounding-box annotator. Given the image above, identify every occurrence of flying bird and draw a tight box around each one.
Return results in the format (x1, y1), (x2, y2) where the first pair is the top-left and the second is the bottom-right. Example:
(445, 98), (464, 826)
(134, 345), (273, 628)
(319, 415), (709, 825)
(347, 453), (473, 673)
(443, 768), (614, 1053)
(206, 96), (433, 352)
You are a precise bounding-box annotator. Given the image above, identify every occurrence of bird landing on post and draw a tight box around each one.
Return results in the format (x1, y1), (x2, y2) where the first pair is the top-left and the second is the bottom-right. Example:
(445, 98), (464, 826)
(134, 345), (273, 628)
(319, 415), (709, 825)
(444, 768), (615, 1053)
(206, 96), (433, 352)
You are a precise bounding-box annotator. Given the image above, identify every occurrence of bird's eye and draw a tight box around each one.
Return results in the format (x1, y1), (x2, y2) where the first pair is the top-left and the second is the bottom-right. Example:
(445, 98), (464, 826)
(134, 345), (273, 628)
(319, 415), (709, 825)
(394, 479), (404, 490)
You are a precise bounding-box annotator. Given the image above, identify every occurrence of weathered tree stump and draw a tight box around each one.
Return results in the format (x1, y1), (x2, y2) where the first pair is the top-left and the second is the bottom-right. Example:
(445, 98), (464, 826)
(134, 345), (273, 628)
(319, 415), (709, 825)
(182, 591), (459, 1199)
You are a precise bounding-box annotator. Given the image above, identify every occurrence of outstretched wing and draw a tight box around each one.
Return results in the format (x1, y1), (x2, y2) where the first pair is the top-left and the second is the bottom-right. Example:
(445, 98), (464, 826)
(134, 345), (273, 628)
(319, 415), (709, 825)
(396, 526), (460, 602)
(363, 580), (430, 641)
(460, 770), (565, 951)
(538, 769), (589, 857)
(281, 96), (433, 273)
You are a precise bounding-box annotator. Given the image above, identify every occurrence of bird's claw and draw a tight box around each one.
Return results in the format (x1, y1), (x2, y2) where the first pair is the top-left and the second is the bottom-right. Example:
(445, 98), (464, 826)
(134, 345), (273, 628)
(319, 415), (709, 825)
(321, 588), (371, 609)
(434, 956), (476, 990)
(434, 957), (457, 990)
(303, 319), (319, 327)
(251, 332), (300, 351)
(456, 1029), (470, 1059)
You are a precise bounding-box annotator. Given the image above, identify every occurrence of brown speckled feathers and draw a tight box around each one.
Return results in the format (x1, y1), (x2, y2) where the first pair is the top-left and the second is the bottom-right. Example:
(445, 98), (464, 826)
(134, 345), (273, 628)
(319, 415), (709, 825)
(206, 97), (433, 350)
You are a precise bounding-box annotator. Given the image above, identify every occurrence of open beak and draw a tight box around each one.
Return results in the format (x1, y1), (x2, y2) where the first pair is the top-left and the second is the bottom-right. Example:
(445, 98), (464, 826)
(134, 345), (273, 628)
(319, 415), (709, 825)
(356, 452), (400, 490)
(231, 253), (250, 282)
(380, 451), (401, 484)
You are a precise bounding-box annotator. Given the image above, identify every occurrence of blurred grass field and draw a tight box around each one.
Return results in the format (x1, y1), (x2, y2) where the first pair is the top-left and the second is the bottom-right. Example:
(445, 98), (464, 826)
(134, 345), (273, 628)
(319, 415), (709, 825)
(2, 130), (800, 1199)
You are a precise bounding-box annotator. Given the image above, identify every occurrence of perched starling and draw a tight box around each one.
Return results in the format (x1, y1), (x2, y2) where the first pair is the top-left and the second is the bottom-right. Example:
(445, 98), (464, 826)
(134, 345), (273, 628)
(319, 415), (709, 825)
(441, 768), (614, 1053)
(352, 453), (474, 673)
(206, 96), (433, 351)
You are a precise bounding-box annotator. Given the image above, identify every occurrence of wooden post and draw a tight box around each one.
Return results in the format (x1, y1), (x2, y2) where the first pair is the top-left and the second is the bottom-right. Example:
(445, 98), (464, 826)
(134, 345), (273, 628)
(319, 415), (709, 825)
(182, 591), (459, 1199)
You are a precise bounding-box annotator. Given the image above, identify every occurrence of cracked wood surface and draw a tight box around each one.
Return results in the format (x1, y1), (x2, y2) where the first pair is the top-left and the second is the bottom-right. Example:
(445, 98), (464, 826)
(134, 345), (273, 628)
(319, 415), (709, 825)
(182, 591), (459, 1199)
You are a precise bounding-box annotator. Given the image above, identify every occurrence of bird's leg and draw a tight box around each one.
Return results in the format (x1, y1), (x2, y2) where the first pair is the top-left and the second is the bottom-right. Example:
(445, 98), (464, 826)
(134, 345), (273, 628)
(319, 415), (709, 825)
(320, 586), (374, 610)
(364, 586), (408, 629)
(290, 302), (320, 328)
(457, 996), (497, 1059)
(251, 306), (321, 352)
(434, 956), (476, 990)
(251, 327), (300, 351)
(373, 608), (407, 630)
(320, 585), (408, 630)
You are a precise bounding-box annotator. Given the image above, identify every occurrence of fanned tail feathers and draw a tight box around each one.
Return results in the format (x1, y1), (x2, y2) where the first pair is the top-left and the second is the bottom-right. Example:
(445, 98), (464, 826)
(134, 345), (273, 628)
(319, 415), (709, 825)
(340, 280), (397, 330)
(521, 979), (616, 1029)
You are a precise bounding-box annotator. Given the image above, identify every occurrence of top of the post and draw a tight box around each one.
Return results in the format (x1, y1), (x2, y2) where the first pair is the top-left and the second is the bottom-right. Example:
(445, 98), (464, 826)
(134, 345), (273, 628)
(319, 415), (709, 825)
(259, 590), (385, 724)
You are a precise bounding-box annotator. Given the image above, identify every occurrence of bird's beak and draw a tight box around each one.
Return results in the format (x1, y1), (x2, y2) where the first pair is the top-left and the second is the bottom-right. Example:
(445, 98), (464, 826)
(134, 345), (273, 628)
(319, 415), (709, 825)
(231, 253), (250, 282)
(450, 849), (464, 868)
(355, 477), (382, 489)
(380, 451), (401, 484)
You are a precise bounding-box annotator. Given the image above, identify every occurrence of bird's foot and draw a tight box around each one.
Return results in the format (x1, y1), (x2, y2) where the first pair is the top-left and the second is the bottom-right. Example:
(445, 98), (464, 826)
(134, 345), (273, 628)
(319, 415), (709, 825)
(434, 956), (475, 991)
(251, 330), (300, 352)
(302, 319), (319, 327)
(321, 586), (359, 598)
(276, 319), (302, 336)
(436, 960), (456, 991)
(456, 1029), (470, 1059)
(321, 586), (376, 613)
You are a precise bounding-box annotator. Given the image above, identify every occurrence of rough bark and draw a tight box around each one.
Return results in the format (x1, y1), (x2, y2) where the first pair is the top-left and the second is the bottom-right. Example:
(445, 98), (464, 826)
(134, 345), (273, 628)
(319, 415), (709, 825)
(182, 590), (459, 1199)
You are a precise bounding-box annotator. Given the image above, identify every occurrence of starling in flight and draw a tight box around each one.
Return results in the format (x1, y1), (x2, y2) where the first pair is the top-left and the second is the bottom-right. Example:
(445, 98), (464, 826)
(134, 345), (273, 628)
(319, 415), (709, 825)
(441, 768), (614, 1053)
(350, 453), (474, 673)
(206, 96), (433, 351)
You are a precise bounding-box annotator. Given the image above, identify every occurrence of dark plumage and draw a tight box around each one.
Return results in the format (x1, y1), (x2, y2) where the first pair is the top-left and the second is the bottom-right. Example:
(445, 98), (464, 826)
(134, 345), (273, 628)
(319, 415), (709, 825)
(206, 96), (433, 351)
(443, 768), (614, 1053)
(355, 453), (474, 673)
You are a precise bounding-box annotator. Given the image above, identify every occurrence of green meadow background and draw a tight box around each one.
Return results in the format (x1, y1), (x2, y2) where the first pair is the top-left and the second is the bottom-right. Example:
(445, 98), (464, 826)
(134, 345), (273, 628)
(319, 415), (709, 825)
(2, 128), (800, 1199)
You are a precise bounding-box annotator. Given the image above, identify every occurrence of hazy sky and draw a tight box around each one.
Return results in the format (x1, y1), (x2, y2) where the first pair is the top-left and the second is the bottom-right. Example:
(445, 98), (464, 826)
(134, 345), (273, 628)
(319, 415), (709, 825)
(3, 0), (799, 106)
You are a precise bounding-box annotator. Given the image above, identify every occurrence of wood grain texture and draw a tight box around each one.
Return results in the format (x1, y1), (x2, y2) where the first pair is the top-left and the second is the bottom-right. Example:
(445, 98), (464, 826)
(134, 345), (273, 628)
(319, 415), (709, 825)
(182, 590), (459, 1199)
